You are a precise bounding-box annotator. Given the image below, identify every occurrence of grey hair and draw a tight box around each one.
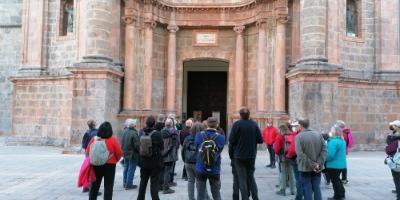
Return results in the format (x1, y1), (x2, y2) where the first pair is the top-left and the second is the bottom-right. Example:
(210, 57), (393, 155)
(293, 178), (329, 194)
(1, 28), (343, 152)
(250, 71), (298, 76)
(191, 122), (205, 136)
(165, 118), (173, 127)
(157, 114), (166, 123)
(336, 120), (346, 129)
(331, 125), (343, 137)
(125, 118), (137, 128)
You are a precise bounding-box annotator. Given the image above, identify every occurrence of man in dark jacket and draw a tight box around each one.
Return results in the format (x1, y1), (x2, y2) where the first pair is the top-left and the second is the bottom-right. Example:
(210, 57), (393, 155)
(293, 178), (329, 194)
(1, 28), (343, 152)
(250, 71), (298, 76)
(180, 119), (193, 180)
(229, 107), (263, 200)
(120, 119), (140, 190)
(137, 116), (164, 200)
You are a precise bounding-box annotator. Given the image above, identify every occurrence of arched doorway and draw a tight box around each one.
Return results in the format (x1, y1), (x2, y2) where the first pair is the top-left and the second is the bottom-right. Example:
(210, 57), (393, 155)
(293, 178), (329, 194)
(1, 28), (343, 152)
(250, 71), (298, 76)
(182, 59), (229, 132)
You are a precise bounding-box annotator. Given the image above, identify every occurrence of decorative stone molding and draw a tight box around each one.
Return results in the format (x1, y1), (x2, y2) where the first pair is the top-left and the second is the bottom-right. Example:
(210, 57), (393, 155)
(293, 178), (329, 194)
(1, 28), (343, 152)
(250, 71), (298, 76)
(274, 0), (288, 24)
(122, 15), (137, 25)
(233, 25), (245, 34)
(167, 24), (179, 33)
(256, 20), (266, 29)
(145, 20), (157, 29)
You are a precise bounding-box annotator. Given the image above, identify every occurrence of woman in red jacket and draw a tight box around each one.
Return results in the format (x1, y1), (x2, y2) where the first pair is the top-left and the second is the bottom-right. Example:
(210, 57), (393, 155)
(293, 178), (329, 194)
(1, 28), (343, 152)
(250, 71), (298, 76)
(86, 121), (122, 200)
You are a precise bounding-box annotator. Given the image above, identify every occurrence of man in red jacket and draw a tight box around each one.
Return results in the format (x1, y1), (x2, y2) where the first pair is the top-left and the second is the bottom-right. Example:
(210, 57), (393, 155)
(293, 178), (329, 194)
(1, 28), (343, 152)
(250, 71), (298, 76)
(262, 118), (279, 168)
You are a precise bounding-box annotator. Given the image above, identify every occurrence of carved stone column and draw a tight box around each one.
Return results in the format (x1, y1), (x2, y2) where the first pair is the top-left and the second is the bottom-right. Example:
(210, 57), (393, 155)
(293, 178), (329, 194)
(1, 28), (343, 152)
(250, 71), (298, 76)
(234, 25), (245, 111)
(256, 20), (266, 112)
(274, 1), (288, 113)
(122, 15), (136, 111)
(143, 21), (156, 110)
(166, 24), (179, 112)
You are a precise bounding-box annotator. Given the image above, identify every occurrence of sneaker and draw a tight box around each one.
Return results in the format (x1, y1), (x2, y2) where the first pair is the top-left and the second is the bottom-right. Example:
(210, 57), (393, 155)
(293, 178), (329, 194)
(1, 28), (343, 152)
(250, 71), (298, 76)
(275, 190), (286, 196)
(125, 185), (138, 190)
(392, 189), (397, 193)
(82, 188), (89, 193)
(266, 164), (272, 168)
(342, 180), (348, 185)
(163, 188), (175, 194)
(169, 182), (177, 187)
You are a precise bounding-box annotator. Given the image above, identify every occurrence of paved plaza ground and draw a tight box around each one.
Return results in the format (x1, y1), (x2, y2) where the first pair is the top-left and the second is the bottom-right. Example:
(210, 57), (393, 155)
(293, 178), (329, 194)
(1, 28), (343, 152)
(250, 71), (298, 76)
(0, 137), (395, 200)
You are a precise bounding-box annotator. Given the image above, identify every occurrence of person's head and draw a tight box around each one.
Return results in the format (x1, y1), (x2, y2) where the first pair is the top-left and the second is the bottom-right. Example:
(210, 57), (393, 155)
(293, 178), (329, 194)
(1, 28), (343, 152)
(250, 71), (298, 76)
(290, 120), (301, 133)
(87, 120), (96, 129)
(97, 121), (113, 139)
(298, 118), (309, 130)
(191, 122), (205, 136)
(146, 116), (156, 128)
(165, 118), (173, 128)
(185, 119), (193, 129)
(207, 117), (219, 129)
(266, 118), (273, 127)
(168, 113), (176, 120)
(336, 120), (346, 129)
(239, 107), (250, 120)
(330, 125), (343, 138)
(390, 120), (400, 133)
(278, 123), (291, 135)
(125, 118), (137, 129)
(157, 114), (166, 123)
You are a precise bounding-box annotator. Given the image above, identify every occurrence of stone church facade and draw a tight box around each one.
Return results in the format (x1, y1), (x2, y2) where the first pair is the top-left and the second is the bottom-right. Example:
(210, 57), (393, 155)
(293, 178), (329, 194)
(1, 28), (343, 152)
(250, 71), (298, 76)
(0, 0), (399, 149)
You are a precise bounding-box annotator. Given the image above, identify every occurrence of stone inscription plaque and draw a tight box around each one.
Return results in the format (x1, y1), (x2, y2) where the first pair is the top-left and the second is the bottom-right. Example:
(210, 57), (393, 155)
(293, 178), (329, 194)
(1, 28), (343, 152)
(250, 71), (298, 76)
(194, 31), (218, 46)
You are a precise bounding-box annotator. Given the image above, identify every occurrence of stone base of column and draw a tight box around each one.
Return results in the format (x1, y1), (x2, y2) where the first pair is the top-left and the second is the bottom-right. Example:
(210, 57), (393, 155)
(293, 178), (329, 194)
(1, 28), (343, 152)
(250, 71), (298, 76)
(287, 62), (342, 132)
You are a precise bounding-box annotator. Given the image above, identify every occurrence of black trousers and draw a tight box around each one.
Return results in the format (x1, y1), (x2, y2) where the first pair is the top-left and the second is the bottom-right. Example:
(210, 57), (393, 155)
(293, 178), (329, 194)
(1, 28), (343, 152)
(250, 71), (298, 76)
(392, 170), (400, 200)
(340, 168), (347, 181)
(235, 158), (259, 200)
(327, 169), (345, 199)
(267, 144), (276, 166)
(89, 164), (116, 200)
(137, 167), (161, 200)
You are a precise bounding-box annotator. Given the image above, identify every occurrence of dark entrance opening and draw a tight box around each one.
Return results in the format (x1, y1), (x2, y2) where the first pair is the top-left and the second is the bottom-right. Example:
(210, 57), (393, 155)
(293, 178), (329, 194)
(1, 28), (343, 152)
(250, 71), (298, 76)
(187, 71), (228, 132)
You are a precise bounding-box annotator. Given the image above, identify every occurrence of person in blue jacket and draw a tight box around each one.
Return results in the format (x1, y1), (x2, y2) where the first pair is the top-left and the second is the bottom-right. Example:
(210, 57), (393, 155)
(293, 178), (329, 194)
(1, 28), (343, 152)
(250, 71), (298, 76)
(195, 117), (225, 200)
(326, 125), (347, 200)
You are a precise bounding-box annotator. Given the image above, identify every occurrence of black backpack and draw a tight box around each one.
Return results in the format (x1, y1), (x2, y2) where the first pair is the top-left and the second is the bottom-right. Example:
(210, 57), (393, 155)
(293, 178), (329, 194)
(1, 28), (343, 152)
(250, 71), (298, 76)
(199, 131), (219, 166)
(184, 135), (197, 164)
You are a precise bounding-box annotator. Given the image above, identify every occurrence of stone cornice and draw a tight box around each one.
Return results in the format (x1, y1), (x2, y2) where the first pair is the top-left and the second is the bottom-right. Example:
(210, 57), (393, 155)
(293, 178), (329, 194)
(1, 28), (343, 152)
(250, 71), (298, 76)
(153, 0), (260, 10)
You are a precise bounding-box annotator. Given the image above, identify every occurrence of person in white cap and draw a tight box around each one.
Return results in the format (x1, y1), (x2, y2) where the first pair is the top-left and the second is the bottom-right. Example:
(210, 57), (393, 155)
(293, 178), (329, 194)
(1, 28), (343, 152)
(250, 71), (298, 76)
(385, 120), (400, 199)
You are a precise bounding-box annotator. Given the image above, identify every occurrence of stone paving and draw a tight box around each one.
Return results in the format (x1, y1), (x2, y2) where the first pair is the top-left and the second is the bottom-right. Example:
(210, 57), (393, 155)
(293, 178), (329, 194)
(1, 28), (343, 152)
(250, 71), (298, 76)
(0, 138), (395, 200)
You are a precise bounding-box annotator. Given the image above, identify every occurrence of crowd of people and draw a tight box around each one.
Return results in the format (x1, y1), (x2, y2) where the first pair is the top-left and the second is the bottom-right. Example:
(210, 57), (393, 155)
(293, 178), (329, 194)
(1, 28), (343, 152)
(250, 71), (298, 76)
(76, 108), (400, 200)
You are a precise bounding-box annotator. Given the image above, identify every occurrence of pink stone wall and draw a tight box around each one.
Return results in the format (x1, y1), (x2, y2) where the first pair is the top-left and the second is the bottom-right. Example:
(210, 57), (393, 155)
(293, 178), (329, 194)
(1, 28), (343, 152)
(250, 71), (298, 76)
(152, 26), (167, 111)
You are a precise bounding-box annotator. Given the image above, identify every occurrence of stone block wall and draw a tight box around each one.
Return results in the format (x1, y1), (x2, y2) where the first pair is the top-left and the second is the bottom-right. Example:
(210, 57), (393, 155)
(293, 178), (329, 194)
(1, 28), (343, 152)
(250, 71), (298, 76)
(152, 26), (167, 111)
(0, 0), (22, 135)
(46, 0), (78, 69)
(337, 81), (400, 150)
(340, 0), (376, 71)
(10, 78), (73, 146)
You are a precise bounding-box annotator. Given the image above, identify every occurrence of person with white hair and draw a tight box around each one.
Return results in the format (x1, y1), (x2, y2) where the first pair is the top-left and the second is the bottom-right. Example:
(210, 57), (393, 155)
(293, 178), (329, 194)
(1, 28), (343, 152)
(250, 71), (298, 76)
(326, 125), (347, 200)
(160, 118), (179, 194)
(120, 118), (139, 190)
(180, 118), (194, 180)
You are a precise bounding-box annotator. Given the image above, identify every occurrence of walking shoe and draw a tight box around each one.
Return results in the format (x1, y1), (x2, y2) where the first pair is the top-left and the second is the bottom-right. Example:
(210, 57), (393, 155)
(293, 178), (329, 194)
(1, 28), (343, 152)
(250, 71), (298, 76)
(163, 188), (175, 194)
(392, 189), (397, 193)
(169, 182), (177, 187)
(266, 164), (272, 168)
(327, 197), (345, 200)
(342, 180), (348, 185)
(271, 165), (276, 169)
(82, 188), (89, 193)
(275, 190), (286, 196)
(125, 185), (138, 190)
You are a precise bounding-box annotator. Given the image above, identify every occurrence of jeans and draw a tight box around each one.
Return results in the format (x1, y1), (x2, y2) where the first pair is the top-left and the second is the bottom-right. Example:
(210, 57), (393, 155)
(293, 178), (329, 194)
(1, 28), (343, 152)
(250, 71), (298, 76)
(137, 167), (161, 200)
(89, 164), (116, 200)
(327, 169), (345, 199)
(300, 172), (322, 200)
(186, 163), (196, 200)
(196, 173), (221, 200)
(290, 159), (304, 200)
(163, 162), (174, 190)
(123, 158), (137, 187)
(267, 144), (276, 166)
(280, 160), (295, 194)
(392, 170), (400, 200)
(234, 158), (259, 200)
